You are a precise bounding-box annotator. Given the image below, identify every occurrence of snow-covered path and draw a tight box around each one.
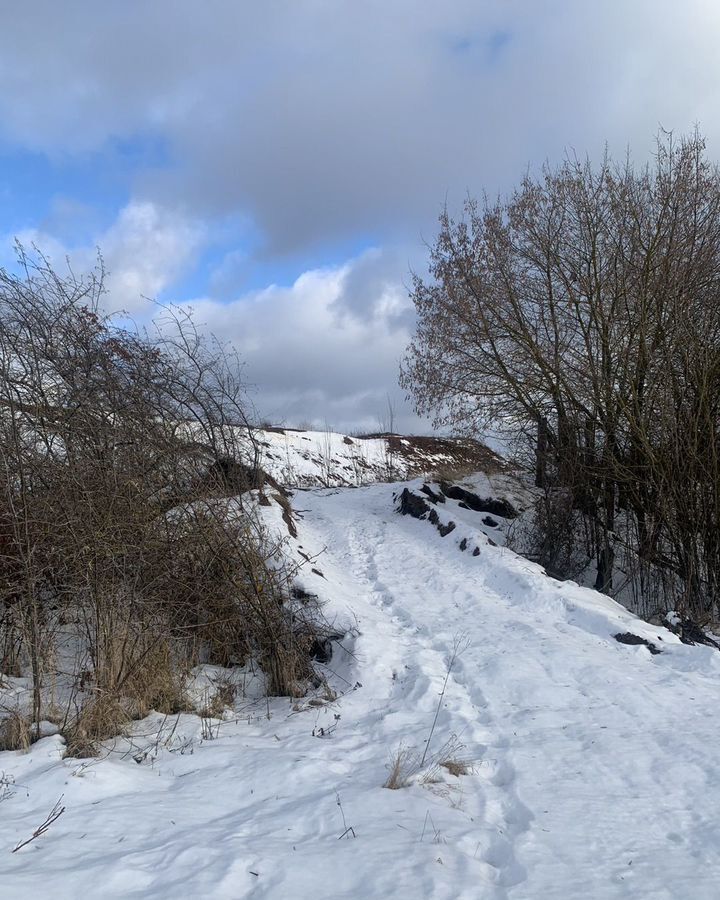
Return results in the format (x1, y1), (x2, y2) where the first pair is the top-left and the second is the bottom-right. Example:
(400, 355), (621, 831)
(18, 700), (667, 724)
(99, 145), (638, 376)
(309, 490), (532, 886)
(2, 481), (720, 898)
(300, 483), (720, 898)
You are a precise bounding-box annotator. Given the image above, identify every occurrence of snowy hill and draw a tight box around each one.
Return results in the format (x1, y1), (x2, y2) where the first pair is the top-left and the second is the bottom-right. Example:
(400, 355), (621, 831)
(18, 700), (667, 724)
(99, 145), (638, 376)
(2, 462), (720, 897)
(253, 427), (508, 488)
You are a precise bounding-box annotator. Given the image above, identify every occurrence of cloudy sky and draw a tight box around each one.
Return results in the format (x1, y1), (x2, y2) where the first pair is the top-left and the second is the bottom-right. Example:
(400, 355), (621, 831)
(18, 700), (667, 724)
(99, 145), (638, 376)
(0, 1), (718, 431)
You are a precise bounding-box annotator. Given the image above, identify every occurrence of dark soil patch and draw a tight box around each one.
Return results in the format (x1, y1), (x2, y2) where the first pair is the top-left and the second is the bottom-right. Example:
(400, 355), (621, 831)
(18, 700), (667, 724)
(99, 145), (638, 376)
(615, 632), (661, 655)
(419, 483), (446, 504)
(398, 488), (456, 538)
(310, 637), (333, 663)
(291, 586), (319, 603)
(398, 488), (432, 520)
(357, 433), (507, 476)
(674, 618), (720, 649)
(309, 630), (346, 664)
(439, 482), (518, 519)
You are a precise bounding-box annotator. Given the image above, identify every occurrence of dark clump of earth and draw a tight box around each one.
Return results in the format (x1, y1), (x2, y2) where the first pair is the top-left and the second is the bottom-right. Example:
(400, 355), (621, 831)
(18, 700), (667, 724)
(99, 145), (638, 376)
(397, 488), (455, 537)
(614, 632), (661, 655)
(439, 482), (518, 519)
(419, 483), (446, 504)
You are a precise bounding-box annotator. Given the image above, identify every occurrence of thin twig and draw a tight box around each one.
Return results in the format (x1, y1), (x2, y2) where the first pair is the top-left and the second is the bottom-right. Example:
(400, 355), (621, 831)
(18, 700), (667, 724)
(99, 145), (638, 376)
(420, 633), (468, 768)
(12, 796), (66, 852)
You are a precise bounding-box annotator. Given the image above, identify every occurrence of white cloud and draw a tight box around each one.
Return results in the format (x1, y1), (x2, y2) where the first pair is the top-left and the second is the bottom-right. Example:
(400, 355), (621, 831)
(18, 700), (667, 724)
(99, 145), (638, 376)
(174, 251), (422, 432)
(1, 1), (719, 253)
(9, 200), (204, 315)
(5, 209), (421, 428)
(99, 202), (203, 313)
(2, 2), (720, 430)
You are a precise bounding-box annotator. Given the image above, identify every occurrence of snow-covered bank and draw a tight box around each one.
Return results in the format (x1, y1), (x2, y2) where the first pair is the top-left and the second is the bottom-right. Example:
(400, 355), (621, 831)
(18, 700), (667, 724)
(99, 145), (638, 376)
(2, 480), (720, 898)
(254, 427), (508, 488)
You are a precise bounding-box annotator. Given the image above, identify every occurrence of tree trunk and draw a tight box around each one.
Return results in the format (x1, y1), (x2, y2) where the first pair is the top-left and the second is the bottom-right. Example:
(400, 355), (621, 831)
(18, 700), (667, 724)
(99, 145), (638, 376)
(535, 417), (548, 488)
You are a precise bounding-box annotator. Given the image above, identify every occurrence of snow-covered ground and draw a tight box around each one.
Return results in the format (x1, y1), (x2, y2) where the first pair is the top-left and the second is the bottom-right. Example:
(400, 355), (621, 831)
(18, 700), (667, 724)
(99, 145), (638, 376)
(254, 427), (507, 488)
(2, 478), (720, 898)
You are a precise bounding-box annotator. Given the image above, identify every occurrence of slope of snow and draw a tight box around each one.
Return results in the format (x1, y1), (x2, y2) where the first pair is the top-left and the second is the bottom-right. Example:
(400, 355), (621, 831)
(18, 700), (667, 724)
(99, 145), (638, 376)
(254, 427), (507, 488)
(257, 427), (393, 486)
(2, 480), (720, 898)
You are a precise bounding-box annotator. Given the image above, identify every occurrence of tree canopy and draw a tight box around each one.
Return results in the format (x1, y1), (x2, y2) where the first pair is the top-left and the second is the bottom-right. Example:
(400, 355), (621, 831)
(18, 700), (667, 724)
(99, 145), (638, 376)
(402, 131), (720, 617)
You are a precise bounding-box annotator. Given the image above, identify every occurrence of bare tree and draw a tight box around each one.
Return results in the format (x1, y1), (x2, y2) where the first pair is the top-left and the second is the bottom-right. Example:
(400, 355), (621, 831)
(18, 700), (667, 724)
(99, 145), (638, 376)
(402, 130), (720, 618)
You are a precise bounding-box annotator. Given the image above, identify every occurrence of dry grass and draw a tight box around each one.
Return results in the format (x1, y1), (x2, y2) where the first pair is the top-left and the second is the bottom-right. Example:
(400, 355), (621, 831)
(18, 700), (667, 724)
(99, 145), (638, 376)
(61, 637), (191, 757)
(384, 733), (475, 789)
(429, 462), (479, 484)
(62, 694), (130, 758)
(199, 675), (237, 719)
(440, 758), (473, 777)
(0, 710), (32, 752)
(421, 733), (474, 782)
(272, 492), (298, 538)
(383, 744), (418, 790)
(122, 639), (191, 719)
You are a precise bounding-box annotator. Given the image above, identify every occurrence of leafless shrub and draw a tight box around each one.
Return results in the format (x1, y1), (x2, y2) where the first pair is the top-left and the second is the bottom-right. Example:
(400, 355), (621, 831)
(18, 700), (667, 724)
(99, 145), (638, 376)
(523, 488), (590, 581)
(0, 246), (325, 750)
(0, 604), (23, 678)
